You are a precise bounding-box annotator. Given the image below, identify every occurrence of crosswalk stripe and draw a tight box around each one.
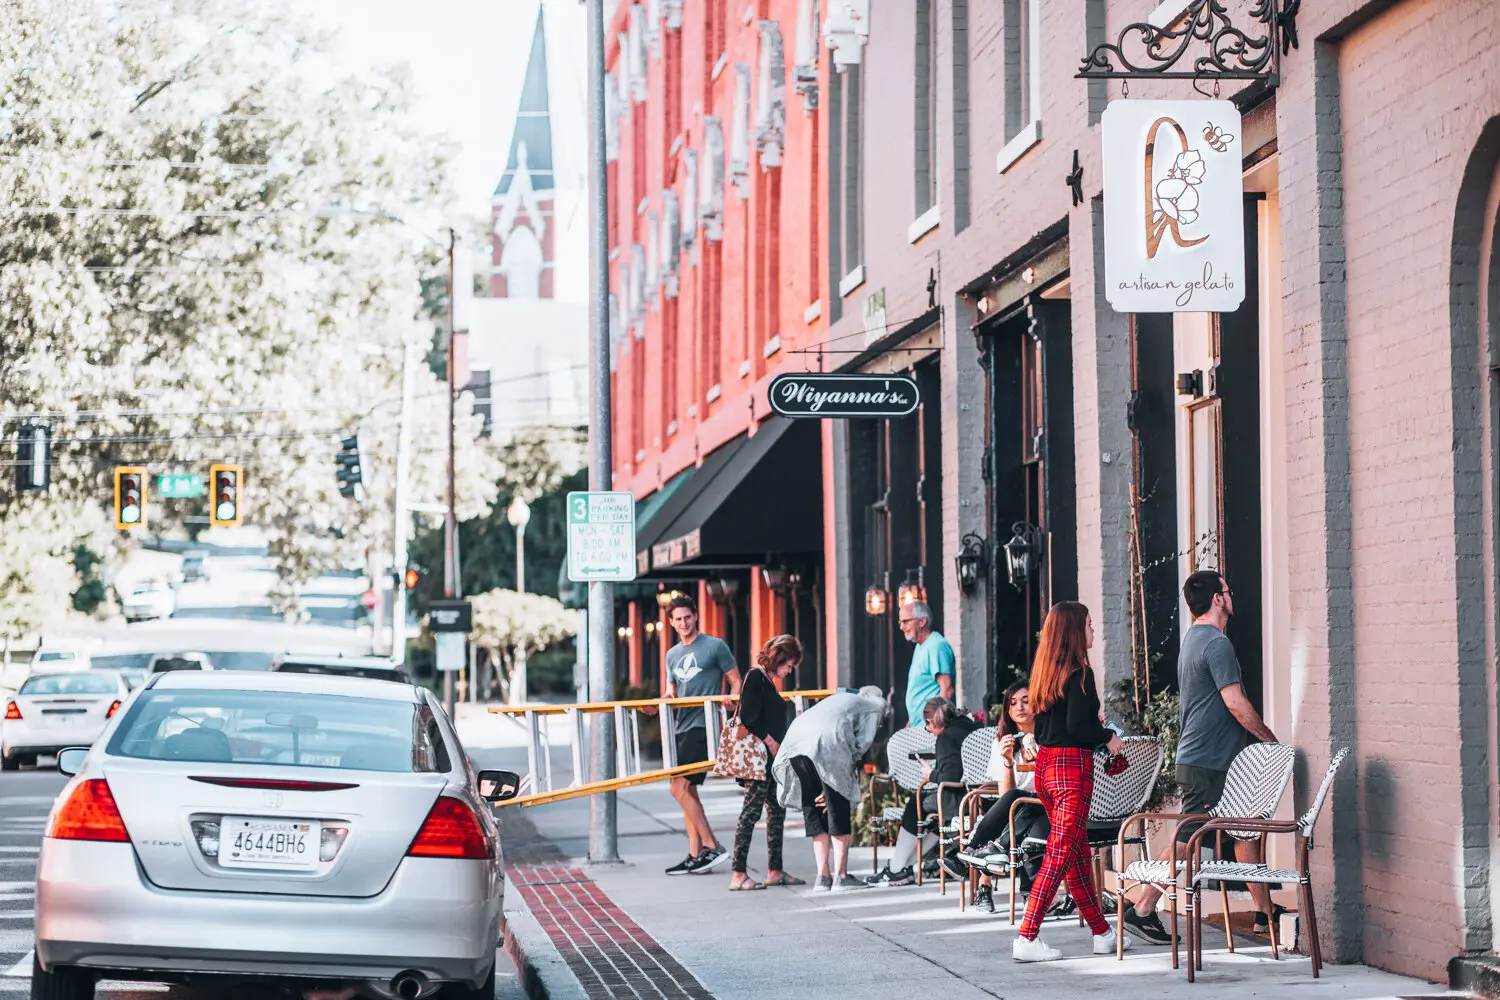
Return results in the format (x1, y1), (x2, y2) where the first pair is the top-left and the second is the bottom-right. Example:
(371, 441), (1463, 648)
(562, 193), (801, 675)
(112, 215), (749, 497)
(2, 953), (28, 977)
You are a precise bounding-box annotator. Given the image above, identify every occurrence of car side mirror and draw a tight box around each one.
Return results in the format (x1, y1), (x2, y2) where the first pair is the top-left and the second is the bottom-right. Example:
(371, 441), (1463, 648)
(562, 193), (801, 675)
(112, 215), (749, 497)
(477, 769), (522, 803)
(56, 748), (89, 777)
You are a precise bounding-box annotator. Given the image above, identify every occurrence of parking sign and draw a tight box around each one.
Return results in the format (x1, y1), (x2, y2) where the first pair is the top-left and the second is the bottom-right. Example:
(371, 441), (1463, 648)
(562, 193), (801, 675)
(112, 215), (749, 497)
(566, 491), (636, 583)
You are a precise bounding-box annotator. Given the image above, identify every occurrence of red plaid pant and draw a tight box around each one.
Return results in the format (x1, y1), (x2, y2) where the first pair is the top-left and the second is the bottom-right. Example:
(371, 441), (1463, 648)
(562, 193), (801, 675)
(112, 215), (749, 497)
(1018, 746), (1111, 939)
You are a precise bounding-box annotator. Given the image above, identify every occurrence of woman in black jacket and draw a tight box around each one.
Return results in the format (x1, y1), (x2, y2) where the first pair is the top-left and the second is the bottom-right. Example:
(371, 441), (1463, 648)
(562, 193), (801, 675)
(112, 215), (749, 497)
(728, 634), (805, 890)
(1012, 602), (1127, 963)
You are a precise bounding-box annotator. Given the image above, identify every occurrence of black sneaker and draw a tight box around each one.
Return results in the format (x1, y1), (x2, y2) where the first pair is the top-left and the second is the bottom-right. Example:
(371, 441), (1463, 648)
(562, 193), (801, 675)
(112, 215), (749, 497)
(957, 841), (1005, 867)
(938, 855), (967, 881)
(691, 846), (729, 873)
(1122, 906), (1173, 945)
(1049, 895), (1077, 919)
(865, 866), (915, 887)
(974, 882), (995, 914)
(1253, 904), (1288, 934)
(921, 858), (941, 879)
(665, 854), (698, 876)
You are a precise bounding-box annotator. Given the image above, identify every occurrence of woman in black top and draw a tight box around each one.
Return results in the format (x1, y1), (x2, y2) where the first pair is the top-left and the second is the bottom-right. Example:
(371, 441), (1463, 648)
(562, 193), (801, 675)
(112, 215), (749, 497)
(729, 635), (804, 889)
(866, 697), (979, 886)
(1013, 602), (1127, 964)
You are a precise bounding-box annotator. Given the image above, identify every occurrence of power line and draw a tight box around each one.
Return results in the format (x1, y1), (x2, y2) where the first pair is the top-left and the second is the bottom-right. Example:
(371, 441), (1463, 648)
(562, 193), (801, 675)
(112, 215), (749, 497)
(0, 205), (557, 221)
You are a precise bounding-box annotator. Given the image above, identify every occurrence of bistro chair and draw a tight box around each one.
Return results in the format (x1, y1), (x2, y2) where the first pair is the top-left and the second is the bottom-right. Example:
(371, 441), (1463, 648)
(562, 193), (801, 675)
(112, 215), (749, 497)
(868, 725), (934, 874)
(1183, 747), (1351, 982)
(1112, 742), (1298, 969)
(1007, 736), (1164, 924)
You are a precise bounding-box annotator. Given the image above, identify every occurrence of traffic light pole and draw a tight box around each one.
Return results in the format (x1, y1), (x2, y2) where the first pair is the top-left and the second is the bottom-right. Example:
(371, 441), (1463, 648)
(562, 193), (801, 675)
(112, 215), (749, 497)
(391, 340), (418, 666)
(444, 227), (458, 717)
(585, 0), (620, 865)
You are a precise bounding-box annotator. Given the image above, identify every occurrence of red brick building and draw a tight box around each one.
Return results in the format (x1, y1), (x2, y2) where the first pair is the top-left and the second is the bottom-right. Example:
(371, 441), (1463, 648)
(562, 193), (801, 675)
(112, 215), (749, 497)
(604, 0), (832, 688)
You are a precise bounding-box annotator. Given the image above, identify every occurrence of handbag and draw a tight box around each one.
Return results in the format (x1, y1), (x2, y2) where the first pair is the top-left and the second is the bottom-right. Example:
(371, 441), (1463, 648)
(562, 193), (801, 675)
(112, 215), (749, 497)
(710, 715), (767, 781)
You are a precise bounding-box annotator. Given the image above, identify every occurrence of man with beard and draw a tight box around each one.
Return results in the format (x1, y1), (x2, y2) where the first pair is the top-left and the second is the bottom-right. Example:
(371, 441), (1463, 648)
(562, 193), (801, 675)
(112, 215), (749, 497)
(1121, 569), (1280, 945)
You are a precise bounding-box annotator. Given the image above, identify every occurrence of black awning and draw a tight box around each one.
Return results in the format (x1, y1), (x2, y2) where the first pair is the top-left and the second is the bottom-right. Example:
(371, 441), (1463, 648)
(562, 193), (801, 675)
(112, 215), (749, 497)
(631, 465), (700, 575)
(645, 417), (822, 574)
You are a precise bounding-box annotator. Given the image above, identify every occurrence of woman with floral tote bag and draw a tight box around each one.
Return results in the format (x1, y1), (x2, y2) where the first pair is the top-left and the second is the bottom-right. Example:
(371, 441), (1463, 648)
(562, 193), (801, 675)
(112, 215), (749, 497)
(727, 635), (805, 890)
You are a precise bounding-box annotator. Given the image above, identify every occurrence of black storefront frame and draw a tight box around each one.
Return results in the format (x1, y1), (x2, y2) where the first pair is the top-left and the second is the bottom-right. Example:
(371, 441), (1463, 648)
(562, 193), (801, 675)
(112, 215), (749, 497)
(979, 289), (1078, 698)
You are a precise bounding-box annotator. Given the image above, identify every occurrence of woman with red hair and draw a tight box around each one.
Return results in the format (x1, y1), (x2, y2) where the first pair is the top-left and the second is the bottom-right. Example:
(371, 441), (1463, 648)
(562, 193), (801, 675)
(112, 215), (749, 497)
(1012, 601), (1129, 963)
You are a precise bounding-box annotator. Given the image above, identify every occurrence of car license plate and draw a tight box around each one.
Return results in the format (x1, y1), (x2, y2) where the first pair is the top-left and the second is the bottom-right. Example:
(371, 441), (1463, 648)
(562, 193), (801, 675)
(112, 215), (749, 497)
(219, 817), (319, 870)
(301, 753), (341, 767)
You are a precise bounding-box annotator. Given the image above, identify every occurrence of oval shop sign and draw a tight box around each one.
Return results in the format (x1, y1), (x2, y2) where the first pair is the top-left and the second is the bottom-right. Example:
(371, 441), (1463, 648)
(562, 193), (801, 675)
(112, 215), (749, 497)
(767, 373), (921, 419)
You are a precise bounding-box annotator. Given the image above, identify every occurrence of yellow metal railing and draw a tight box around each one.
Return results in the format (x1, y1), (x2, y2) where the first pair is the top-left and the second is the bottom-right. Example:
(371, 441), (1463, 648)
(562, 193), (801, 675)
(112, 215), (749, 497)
(487, 689), (834, 808)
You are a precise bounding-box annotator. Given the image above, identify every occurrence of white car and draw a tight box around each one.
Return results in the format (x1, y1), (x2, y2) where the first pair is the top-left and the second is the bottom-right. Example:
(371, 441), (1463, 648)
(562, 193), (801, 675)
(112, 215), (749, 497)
(33, 648), (92, 672)
(2, 671), (131, 771)
(147, 652), (215, 675)
(122, 581), (176, 623)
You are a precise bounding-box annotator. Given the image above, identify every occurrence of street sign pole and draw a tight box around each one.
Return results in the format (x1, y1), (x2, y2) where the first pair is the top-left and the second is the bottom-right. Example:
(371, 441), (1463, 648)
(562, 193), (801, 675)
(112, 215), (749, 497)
(585, 0), (620, 866)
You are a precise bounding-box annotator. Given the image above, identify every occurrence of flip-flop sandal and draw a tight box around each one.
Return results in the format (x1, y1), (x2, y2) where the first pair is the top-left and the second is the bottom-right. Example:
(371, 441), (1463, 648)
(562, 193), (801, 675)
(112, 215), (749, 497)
(765, 874), (806, 887)
(728, 878), (766, 891)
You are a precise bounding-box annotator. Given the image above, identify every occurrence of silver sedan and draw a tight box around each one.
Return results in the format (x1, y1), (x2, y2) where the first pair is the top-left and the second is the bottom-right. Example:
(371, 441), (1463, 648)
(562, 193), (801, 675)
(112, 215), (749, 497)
(32, 670), (520, 1000)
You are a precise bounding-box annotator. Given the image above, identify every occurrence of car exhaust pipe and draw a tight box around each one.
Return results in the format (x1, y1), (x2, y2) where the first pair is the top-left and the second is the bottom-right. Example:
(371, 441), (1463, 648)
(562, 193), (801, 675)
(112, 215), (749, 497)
(390, 971), (429, 999)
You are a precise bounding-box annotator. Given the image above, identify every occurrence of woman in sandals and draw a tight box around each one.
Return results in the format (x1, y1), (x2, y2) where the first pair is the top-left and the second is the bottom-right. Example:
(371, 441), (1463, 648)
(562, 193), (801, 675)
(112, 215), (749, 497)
(728, 634), (806, 890)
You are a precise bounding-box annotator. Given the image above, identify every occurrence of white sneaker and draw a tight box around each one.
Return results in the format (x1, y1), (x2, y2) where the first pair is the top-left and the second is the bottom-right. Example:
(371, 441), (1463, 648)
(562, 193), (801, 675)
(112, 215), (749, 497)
(1093, 928), (1133, 955)
(1012, 935), (1063, 963)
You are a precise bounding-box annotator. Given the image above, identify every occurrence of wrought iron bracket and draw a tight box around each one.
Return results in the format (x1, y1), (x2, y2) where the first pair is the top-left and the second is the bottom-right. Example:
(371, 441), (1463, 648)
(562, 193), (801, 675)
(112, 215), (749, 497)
(1066, 150), (1084, 207)
(1076, 0), (1300, 87)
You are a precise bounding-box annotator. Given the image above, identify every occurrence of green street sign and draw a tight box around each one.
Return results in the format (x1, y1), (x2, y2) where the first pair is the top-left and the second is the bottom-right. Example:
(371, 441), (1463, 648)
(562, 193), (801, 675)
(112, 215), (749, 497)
(566, 491), (636, 582)
(158, 473), (205, 499)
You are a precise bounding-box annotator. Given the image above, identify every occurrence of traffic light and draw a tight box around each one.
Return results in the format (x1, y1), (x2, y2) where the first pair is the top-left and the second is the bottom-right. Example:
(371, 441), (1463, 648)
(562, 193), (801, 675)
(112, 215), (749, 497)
(209, 464), (242, 526)
(404, 568), (420, 590)
(15, 424), (50, 493)
(335, 434), (363, 500)
(114, 467), (146, 529)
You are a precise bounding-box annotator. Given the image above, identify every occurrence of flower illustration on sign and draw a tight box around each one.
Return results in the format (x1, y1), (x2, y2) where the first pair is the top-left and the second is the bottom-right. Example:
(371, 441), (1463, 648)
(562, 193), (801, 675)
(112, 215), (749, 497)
(1154, 150), (1205, 225)
(1141, 116), (1228, 259)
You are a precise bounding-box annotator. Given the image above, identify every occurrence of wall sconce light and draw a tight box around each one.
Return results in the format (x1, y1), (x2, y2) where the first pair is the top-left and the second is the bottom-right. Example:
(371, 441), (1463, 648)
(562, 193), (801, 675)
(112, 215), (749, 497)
(761, 565), (790, 594)
(1003, 522), (1043, 590)
(705, 579), (726, 603)
(706, 577), (740, 604)
(896, 569), (926, 610)
(788, 570), (805, 591)
(954, 532), (986, 594)
(1176, 370), (1203, 399)
(864, 585), (889, 616)
(616, 626), (628, 639)
(644, 621), (656, 634)
(656, 587), (683, 609)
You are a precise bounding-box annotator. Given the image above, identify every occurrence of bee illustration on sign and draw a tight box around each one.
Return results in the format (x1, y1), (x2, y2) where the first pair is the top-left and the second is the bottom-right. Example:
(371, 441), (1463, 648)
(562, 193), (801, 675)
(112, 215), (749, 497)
(1143, 116), (1232, 259)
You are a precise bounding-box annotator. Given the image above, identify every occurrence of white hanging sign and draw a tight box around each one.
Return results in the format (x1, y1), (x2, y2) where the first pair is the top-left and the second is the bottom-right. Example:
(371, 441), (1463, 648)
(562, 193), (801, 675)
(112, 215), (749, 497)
(1101, 99), (1244, 313)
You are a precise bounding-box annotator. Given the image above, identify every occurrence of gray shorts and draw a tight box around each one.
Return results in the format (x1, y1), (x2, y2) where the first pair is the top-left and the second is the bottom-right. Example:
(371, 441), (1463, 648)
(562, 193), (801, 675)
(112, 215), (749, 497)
(1174, 764), (1228, 845)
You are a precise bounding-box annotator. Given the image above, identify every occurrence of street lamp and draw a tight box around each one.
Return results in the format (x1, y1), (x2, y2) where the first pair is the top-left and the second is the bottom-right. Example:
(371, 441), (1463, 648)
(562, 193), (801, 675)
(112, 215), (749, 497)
(508, 496), (532, 593)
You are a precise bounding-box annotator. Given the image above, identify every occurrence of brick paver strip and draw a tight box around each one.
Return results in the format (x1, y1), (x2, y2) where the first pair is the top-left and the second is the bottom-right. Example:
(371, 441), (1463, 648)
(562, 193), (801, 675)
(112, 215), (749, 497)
(510, 861), (717, 999)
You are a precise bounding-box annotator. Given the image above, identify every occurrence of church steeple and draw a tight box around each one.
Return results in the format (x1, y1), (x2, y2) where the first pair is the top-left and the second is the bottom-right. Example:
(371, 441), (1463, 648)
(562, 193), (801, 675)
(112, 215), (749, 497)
(492, 5), (556, 300)
(496, 9), (553, 197)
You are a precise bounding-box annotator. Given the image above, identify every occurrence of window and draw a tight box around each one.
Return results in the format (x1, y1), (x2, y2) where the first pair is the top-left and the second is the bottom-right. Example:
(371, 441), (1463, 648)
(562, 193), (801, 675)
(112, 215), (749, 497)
(756, 21), (787, 166)
(730, 63), (752, 198)
(914, 0), (938, 217)
(998, 0), (1042, 172)
(828, 64), (863, 316)
(794, 0), (820, 111)
(699, 118), (726, 241)
(500, 226), (543, 300)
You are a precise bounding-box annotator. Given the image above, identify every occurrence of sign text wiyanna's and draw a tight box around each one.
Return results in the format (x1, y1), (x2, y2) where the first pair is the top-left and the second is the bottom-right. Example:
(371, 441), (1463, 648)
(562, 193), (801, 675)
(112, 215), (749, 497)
(767, 373), (920, 419)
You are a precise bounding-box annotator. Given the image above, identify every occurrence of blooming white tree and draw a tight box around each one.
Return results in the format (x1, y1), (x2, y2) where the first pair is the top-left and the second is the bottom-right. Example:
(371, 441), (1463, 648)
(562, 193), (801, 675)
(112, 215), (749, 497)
(0, 0), (500, 629)
(465, 588), (578, 702)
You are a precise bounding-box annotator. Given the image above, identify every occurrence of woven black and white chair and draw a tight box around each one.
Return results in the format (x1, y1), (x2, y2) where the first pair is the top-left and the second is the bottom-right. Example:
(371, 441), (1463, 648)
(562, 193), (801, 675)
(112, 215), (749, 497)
(1008, 736), (1164, 924)
(1112, 742), (1298, 968)
(868, 725), (934, 874)
(1182, 747), (1350, 982)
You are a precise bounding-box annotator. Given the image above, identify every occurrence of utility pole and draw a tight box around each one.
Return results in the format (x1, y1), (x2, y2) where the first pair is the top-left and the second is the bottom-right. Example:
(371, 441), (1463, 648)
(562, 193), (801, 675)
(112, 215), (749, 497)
(444, 227), (459, 717)
(391, 340), (418, 666)
(585, 0), (620, 865)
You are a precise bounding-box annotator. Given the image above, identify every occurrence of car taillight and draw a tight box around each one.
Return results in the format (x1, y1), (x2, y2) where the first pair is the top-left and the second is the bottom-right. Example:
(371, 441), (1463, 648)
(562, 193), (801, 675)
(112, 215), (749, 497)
(3, 701), (19, 720)
(48, 779), (130, 843)
(407, 797), (490, 860)
(105, 700), (121, 719)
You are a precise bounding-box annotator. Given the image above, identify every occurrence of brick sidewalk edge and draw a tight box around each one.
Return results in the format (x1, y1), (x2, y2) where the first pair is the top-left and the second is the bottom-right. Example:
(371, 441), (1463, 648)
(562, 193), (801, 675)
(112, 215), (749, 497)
(502, 896), (588, 1000)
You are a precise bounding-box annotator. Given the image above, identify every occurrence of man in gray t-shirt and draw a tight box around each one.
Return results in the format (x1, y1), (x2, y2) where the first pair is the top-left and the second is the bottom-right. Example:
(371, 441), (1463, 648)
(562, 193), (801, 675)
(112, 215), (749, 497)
(661, 595), (741, 876)
(1122, 570), (1279, 946)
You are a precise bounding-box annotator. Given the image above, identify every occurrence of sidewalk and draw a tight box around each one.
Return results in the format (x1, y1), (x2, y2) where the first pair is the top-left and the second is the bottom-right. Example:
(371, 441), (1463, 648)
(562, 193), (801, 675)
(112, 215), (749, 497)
(496, 766), (1463, 1000)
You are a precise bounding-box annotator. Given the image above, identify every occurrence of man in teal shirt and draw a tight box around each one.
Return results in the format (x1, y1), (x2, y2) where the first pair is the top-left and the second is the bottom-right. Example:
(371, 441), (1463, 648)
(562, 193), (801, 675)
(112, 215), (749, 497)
(900, 601), (955, 725)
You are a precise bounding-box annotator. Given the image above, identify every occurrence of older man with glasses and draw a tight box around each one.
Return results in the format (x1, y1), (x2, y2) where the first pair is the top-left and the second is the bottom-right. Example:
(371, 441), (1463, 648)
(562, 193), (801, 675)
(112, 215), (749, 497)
(898, 601), (955, 728)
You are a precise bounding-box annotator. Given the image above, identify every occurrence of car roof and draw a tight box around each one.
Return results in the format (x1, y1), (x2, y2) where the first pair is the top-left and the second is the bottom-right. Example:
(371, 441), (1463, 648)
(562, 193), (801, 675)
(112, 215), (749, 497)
(150, 651), (210, 659)
(274, 654), (402, 670)
(147, 669), (420, 702)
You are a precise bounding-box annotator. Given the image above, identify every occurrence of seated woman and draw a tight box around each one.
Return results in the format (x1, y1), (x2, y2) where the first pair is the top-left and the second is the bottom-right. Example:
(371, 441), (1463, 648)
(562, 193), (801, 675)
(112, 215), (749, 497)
(865, 696), (979, 887)
(953, 680), (1050, 913)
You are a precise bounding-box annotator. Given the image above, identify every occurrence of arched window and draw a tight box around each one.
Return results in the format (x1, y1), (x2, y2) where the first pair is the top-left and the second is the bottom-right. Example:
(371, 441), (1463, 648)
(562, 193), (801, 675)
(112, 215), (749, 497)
(500, 225), (544, 300)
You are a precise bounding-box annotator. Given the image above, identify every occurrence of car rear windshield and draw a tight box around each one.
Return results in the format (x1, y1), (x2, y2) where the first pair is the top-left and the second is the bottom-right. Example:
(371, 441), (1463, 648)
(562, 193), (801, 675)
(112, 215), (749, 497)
(106, 689), (450, 772)
(19, 674), (118, 696)
(277, 663), (406, 683)
(151, 657), (205, 673)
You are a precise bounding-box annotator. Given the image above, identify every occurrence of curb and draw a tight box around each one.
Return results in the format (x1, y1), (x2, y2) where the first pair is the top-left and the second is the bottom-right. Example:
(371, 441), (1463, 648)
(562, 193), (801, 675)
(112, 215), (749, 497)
(1451, 954), (1500, 997)
(501, 899), (588, 1000)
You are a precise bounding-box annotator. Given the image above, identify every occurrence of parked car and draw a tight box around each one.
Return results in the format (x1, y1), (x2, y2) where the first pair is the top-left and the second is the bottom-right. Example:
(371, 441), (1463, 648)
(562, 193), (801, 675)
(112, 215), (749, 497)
(34, 671), (519, 999)
(33, 647), (92, 672)
(2, 670), (131, 771)
(180, 550), (211, 583)
(269, 654), (411, 684)
(121, 581), (176, 623)
(147, 652), (215, 674)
